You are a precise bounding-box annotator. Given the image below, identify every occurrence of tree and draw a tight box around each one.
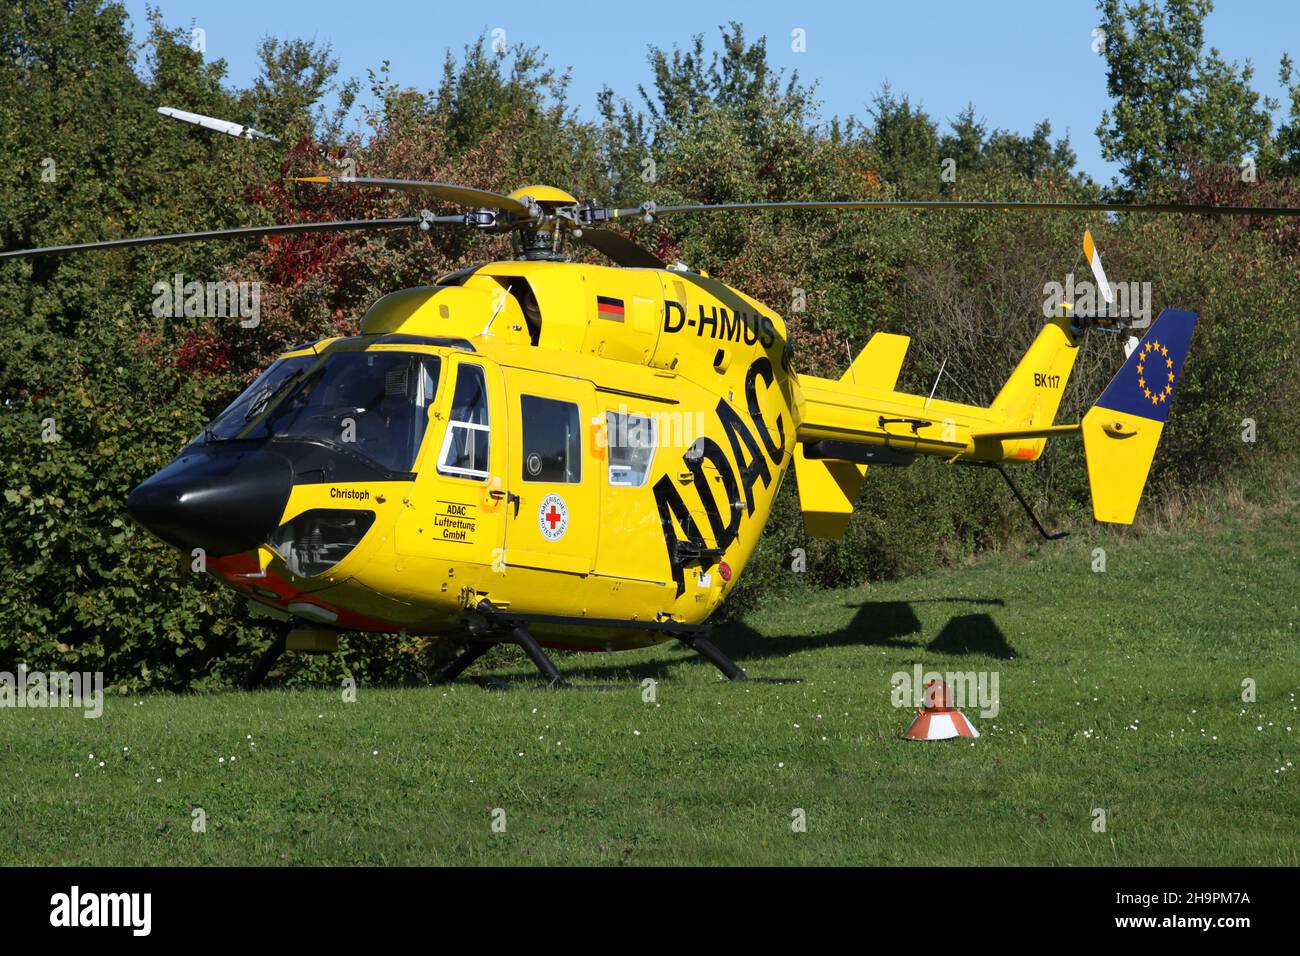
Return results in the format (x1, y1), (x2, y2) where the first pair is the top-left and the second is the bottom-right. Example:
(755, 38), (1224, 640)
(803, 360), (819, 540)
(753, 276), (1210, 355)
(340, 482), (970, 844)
(248, 37), (354, 144)
(1272, 53), (1300, 175)
(1095, 0), (1275, 194)
(866, 85), (940, 196)
(939, 106), (1079, 183)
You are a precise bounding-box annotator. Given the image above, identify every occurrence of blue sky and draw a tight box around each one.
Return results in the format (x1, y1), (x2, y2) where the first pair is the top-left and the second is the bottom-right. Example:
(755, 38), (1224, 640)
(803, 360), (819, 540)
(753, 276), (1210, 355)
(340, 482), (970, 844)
(120, 0), (1298, 185)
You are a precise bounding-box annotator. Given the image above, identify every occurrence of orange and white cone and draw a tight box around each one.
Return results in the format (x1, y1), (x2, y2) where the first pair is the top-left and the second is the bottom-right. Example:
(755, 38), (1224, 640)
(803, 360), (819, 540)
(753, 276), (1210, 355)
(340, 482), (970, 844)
(903, 679), (979, 740)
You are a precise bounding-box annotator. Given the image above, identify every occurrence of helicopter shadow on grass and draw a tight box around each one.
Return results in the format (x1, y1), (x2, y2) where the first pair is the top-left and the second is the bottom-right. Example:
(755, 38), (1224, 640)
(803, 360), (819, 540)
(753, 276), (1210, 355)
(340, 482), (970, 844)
(709, 597), (1017, 672)
(451, 597), (1016, 689)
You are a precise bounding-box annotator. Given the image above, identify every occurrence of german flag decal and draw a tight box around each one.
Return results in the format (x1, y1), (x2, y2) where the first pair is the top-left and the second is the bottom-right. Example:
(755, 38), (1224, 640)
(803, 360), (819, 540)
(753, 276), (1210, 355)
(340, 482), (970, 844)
(596, 295), (625, 322)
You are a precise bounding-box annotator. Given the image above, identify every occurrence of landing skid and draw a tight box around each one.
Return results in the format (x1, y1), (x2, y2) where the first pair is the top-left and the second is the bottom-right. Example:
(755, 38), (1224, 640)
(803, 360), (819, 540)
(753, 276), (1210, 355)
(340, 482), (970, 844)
(242, 607), (758, 690)
(432, 602), (752, 687)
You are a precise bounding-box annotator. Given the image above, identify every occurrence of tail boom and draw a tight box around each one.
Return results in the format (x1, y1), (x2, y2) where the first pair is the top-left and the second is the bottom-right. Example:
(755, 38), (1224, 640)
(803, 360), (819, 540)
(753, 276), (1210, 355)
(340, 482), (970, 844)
(788, 309), (1196, 534)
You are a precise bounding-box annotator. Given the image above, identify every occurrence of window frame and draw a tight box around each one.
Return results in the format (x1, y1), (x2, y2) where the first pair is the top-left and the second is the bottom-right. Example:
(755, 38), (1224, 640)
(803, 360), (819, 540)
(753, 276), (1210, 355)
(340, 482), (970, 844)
(520, 393), (583, 484)
(437, 363), (492, 481)
(605, 410), (659, 488)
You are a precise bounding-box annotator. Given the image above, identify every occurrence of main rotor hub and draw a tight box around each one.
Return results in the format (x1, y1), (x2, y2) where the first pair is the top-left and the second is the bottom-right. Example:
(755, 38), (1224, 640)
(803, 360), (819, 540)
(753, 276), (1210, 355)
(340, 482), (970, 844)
(510, 222), (567, 261)
(504, 186), (579, 261)
(506, 184), (578, 207)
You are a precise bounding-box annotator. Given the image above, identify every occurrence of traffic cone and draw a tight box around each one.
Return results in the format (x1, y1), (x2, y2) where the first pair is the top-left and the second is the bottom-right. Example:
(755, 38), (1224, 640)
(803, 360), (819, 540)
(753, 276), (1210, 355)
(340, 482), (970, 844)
(903, 679), (979, 740)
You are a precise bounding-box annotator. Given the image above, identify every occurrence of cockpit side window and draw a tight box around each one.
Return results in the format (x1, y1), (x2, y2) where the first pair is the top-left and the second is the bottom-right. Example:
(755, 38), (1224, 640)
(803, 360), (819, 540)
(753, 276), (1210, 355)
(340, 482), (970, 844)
(438, 364), (491, 480)
(605, 411), (657, 487)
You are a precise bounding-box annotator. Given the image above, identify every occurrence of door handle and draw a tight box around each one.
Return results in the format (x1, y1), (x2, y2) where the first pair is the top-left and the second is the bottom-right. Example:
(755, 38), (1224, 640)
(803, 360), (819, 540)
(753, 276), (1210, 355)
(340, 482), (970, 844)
(487, 487), (520, 517)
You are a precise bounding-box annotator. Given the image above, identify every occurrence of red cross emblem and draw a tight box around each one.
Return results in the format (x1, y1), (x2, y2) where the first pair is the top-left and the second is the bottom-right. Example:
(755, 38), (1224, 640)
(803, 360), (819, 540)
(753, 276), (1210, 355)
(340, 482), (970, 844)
(537, 494), (568, 540)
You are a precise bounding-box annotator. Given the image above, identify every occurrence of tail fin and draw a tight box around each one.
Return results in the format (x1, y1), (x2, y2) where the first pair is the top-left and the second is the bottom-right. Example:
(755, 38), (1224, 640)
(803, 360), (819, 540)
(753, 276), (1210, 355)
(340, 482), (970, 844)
(978, 316), (1082, 462)
(990, 315), (1081, 431)
(793, 446), (866, 538)
(1082, 308), (1198, 523)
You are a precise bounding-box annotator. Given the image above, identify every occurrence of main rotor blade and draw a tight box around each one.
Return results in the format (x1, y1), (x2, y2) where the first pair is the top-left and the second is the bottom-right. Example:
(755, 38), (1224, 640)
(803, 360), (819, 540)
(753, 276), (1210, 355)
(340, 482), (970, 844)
(0, 216), (461, 261)
(291, 177), (532, 217)
(158, 106), (281, 143)
(574, 227), (665, 269)
(602, 199), (1300, 219)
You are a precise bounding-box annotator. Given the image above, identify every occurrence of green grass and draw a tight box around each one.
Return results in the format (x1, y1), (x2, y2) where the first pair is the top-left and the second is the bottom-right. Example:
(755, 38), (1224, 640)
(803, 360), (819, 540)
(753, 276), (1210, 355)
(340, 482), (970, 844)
(2, 485), (1297, 866)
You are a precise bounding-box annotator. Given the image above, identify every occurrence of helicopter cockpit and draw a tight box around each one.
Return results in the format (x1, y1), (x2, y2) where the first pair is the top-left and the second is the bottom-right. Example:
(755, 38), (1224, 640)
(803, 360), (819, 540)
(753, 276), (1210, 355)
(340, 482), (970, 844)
(201, 345), (441, 475)
(127, 336), (465, 561)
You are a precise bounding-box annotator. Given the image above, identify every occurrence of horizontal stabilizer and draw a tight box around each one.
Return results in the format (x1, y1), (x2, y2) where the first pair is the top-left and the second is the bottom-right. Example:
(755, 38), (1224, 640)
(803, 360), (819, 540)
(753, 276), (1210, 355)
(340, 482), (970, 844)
(972, 423), (1081, 442)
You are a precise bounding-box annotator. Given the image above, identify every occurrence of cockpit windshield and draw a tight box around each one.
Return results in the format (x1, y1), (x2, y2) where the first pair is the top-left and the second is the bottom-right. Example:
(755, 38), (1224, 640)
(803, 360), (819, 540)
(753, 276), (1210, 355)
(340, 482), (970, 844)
(198, 349), (442, 475)
(200, 356), (316, 443)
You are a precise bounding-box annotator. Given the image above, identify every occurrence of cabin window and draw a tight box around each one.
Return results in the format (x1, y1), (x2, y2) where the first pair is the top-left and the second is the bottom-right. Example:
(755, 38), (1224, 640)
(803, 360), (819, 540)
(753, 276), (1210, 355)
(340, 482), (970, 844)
(605, 411), (657, 487)
(520, 395), (581, 483)
(437, 364), (491, 479)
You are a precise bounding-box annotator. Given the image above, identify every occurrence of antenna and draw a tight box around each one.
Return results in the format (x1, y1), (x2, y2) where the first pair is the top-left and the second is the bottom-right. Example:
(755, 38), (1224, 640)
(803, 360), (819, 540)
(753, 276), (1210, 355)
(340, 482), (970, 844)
(925, 356), (947, 409)
(480, 288), (510, 336)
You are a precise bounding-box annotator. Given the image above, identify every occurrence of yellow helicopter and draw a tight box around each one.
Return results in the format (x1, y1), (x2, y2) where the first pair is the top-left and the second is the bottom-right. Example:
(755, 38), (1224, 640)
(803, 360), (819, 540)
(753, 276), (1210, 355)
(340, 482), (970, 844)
(4, 173), (1296, 687)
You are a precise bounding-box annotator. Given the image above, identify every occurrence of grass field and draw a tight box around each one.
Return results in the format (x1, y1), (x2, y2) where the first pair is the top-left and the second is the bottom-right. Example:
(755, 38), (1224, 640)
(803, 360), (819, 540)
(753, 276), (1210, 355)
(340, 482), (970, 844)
(2, 482), (1297, 866)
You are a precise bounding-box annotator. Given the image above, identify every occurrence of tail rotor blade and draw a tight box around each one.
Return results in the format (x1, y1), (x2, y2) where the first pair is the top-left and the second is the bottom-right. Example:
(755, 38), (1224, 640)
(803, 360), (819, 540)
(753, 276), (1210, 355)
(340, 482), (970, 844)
(1083, 229), (1113, 304)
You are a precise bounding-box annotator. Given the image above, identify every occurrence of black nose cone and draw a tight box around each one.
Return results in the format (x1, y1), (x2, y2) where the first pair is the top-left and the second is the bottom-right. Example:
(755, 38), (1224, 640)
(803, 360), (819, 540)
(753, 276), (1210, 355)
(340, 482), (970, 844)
(127, 446), (293, 557)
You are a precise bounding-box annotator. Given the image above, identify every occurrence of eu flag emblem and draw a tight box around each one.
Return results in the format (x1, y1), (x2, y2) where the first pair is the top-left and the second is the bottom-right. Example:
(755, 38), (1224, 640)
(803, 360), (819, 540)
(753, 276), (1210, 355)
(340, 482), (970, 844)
(1094, 309), (1197, 424)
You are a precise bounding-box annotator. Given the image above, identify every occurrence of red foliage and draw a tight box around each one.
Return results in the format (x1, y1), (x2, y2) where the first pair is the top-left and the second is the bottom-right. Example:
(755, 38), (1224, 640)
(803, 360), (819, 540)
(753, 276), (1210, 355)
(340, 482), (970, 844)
(652, 230), (682, 264)
(134, 330), (168, 366)
(1175, 152), (1300, 259)
(241, 138), (393, 289)
(174, 330), (231, 375)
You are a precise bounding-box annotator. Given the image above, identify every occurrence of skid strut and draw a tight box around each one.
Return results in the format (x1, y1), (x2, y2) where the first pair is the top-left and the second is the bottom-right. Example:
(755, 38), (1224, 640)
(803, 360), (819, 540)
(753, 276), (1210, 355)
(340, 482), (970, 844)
(432, 640), (495, 685)
(510, 622), (565, 687)
(241, 625), (288, 690)
(677, 632), (747, 681)
(474, 601), (566, 687)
